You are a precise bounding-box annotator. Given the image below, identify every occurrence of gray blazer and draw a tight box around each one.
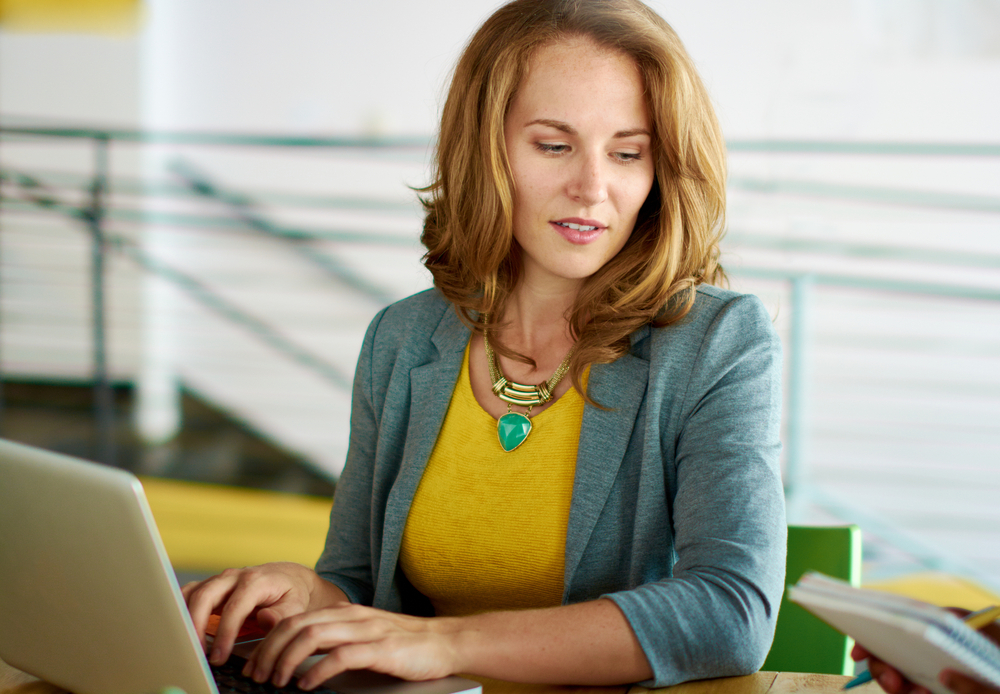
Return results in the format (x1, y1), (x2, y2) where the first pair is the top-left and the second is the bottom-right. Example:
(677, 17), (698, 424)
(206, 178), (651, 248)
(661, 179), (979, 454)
(316, 286), (786, 687)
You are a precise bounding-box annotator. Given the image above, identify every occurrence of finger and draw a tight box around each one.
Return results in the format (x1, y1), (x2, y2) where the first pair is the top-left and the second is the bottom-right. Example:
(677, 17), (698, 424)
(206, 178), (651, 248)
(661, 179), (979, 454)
(245, 614), (316, 683)
(982, 620), (1000, 644)
(255, 600), (307, 631)
(243, 606), (363, 680)
(271, 626), (349, 688)
(259, 613), (382, 685)
(870, 660), (907, 694)
(241, 640), (263, 679)
(211, 573), (275, 665)
(867, 659), (888, 679)
(179, 579), (208, 649)
(246, 604), (403, 683)
(941, 669), (993, 694)
(180, 579), (200, 601)
(297, 646), (379, 691)
(184, 573), (239, 651)
(852, 644), (872, 661)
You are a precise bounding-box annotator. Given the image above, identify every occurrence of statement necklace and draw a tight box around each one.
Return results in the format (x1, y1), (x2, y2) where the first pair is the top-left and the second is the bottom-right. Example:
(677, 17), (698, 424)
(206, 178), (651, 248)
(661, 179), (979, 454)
(483, 315), (573, 452)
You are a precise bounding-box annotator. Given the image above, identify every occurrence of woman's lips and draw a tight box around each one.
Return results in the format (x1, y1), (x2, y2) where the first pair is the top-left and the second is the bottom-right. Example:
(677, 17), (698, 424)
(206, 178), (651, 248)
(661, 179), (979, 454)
(550, 219), (606, 245)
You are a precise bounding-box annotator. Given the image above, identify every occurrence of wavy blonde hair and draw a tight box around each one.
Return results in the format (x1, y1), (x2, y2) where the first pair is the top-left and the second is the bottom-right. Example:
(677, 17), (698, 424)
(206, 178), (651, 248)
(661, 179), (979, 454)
(420, 0), (727, 396)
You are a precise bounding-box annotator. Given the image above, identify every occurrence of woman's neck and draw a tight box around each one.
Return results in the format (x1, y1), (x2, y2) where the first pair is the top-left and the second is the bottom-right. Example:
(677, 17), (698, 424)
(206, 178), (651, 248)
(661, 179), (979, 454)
(470, 274), (580, 418)
(499, 278), (580, 356)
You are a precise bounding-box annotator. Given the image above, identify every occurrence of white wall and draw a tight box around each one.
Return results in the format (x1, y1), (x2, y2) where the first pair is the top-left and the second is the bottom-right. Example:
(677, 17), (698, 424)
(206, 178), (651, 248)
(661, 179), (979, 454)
(4, 1), (1000, 582)
(3, 1), (999, 141)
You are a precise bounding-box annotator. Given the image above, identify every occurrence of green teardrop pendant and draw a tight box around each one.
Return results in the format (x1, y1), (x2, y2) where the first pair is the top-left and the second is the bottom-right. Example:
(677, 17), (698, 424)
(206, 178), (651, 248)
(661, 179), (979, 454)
(497, 412), (532, 452)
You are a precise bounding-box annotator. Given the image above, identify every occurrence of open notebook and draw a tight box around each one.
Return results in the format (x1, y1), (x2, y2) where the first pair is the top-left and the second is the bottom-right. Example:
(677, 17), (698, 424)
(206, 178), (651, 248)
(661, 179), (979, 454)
(789, 572), (1000, 694)
(0, 438), (480, 694)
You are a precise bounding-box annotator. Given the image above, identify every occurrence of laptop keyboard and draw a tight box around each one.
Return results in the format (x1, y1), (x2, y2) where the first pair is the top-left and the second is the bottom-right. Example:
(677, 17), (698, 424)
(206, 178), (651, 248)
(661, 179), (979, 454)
(212, 655), (339, 694)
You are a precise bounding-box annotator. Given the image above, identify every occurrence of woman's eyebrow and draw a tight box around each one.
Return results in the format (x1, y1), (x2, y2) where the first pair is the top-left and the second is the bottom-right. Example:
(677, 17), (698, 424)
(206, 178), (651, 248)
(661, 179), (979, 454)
(614, 127), (651, 139)
(526, 118), (577, 134)
(525, 118), (650, 139)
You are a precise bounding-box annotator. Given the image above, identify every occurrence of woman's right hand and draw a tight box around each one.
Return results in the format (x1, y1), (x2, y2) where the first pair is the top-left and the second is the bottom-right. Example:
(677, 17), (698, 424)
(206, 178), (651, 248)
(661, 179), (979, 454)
(181, 561), (347, 666)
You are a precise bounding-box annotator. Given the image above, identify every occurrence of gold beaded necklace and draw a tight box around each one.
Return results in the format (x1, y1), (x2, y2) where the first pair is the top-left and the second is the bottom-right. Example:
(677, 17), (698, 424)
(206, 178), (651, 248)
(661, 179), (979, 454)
(483, 315), (573, 452)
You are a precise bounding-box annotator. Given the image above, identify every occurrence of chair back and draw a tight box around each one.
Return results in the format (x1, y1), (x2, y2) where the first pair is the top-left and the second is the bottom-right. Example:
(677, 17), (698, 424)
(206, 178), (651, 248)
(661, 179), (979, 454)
(762, 524), (862, 675)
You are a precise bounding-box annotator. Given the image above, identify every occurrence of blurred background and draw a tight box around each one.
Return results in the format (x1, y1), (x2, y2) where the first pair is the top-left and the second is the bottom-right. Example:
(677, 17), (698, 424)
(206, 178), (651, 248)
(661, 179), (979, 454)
(1, 0), (999, 599)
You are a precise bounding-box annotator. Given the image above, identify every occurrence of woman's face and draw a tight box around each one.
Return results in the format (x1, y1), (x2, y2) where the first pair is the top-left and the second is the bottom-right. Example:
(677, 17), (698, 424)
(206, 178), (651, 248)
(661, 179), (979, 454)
(504, 36), (655, 291)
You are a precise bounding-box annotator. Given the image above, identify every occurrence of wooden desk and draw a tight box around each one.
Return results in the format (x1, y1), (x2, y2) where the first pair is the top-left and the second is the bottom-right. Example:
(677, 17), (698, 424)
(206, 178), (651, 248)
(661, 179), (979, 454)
(506, 672), (879, 694)
(2, 654), (879, 694)
(636, 671), (879, 694)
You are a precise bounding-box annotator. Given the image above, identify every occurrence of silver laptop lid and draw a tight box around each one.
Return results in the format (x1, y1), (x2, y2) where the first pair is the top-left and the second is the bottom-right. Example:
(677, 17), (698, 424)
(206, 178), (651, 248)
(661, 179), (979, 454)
(0, 438), (217, 694)
(0, 439), (481, 694)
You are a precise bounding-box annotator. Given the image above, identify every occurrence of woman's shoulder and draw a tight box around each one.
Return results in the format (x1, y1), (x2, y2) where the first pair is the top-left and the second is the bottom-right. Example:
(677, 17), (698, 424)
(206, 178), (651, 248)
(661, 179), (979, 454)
(691, 283), (768, 316)
(650, 284), (774, 335)
(634, 286), (781, 415)
(376, 288), (452, 329)
(691, 284), (775, 330)
(363, 288), (463, 357)
(640, 285), (779, 359)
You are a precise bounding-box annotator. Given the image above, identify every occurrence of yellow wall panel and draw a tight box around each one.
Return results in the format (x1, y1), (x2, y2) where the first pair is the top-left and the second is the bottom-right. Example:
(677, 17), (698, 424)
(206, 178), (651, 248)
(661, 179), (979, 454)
(0, 0), (141, 33)
(141, 477), (334, 575)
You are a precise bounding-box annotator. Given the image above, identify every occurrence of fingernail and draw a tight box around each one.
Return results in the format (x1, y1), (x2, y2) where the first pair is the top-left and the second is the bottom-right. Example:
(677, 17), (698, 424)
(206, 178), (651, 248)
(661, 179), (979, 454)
(254, 669), (267, 683)
(241, 662), (252, 677)
(210, 648), (222, 664)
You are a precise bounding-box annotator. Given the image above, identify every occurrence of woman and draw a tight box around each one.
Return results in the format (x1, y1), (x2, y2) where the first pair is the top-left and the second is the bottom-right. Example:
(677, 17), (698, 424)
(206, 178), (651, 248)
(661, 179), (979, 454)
(183, 0), (786, 688)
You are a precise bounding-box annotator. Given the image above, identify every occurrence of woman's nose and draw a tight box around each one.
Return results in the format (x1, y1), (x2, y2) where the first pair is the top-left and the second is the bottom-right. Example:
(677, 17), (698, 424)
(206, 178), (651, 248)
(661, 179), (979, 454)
(568, 153), (608, 206)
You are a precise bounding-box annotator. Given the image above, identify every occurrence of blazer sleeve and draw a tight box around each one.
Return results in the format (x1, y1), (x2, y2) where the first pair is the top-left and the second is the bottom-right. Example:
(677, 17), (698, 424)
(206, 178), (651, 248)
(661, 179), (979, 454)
(605, 294), (787, 687)
(313, 306), (390, 606)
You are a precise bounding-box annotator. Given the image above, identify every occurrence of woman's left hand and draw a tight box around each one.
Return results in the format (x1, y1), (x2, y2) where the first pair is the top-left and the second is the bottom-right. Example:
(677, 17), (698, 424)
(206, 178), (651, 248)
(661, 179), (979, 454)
(241, 603), (460, 690)
(940, 670), (1000, 694)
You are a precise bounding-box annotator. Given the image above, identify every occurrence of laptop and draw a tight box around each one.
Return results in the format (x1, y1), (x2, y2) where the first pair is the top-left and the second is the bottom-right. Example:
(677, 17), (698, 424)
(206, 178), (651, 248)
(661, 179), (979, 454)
(0, 438), (481, 694)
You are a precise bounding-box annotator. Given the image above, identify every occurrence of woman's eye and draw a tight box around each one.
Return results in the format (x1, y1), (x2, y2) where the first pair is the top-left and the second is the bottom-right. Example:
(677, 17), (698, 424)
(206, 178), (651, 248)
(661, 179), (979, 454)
(536, 143), (569, 154)
(614, 151), (643, 163)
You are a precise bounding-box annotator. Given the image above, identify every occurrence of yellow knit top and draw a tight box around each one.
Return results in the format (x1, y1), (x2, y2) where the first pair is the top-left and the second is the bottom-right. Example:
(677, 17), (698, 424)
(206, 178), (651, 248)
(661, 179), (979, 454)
(398, 342), (586, 617)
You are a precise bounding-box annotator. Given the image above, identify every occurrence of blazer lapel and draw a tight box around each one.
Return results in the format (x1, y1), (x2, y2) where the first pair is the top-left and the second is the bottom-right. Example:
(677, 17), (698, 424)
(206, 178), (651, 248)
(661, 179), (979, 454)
(376, 308), (470, 603)
(564, 330), (650, 594)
